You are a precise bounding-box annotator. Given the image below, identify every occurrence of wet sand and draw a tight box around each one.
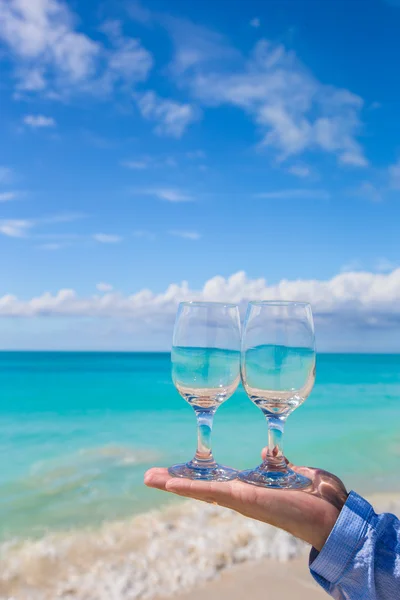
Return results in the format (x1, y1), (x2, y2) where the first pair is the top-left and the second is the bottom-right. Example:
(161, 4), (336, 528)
(168, 556), (325, 600)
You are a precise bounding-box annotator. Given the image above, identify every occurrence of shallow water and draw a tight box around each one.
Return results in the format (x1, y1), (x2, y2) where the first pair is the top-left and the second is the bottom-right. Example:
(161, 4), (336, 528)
(1, 351), (400, 541)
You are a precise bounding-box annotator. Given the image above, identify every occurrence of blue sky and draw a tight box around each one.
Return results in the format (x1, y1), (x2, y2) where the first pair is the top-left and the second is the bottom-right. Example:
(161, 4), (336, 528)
(0, 0), (400, 350)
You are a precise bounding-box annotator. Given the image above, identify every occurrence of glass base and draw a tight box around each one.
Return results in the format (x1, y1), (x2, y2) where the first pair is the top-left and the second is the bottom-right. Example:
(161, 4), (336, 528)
(238, 464), (311, 489)
(168, 460), (238, 481)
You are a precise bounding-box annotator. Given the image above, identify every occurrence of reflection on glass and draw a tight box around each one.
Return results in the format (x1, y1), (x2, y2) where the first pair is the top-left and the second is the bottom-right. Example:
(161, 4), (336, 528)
(239, 301), (316, 489)
(169, 302), (241, 481)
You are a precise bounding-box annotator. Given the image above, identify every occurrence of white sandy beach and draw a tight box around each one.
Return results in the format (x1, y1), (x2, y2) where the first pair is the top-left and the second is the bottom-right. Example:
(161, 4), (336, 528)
(0, 494), (400, 600)
(170, 557), (325, 600)
(1, 493), (399, 600)
(0, 500), (307, 599)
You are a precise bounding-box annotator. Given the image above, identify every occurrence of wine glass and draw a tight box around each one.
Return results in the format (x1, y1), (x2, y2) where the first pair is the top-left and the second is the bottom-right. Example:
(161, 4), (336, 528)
(168, 301), (241, 481)
(239, 301), (315, 489)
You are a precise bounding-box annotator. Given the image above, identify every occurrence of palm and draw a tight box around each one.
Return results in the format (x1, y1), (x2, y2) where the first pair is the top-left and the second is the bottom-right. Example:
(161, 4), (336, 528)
(144, 452), (348, 551)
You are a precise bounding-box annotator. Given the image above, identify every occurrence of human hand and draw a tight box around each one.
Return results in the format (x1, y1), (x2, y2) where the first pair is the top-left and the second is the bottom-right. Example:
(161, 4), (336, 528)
(144, 449), (348, 551)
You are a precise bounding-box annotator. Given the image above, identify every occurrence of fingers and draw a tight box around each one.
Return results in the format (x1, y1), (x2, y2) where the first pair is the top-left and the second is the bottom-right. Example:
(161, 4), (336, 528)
(165, 477), (238, 503)
(144, 467), (226, 504)
(144, 468), (240, 508)
(165, 477), (221, 503)
(144, 467), (170, 490)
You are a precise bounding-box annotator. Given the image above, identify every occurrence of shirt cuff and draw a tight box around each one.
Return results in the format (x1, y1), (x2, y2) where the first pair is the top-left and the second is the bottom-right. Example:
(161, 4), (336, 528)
(309, 490), (373, 586)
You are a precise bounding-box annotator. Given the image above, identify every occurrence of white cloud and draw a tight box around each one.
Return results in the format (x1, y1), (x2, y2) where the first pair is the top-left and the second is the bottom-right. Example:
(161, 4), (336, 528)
(0, 191), (18, 202)
(181, 38), (366, 165)
(19, 68), (46, 91)
(93, 233), (122, 244)
(0, 1), (152, 97)
(256, 188), (329, 200)
(0, 219), (33, 237)
(0, 0), (99, 89)
(2, 270), (400, 330)
(250, 18), (261, 28)
(138, 188), (193, 202)
(126, 7), (366, 166)
(164, 15), (238, 76)
(351, 159), (400, 202)
(169, 230), (201, 240)
(96, 282), (114, 292)
(352, 159), (400, 203)
(122, 156), (177, 170)
(288, 165), (311, 178)
(0, 212), (84, 238)
(135, 91), (199, 138)
(23, 114), (56, 128)
(105, 26), (153, 85)
(355, 181), (383, 203)
(339, 151), (367, 167)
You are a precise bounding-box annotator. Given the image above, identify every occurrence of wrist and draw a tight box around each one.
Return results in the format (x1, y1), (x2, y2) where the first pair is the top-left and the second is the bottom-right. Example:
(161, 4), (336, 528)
(291, 492), (347, 551)
(313, 505), (341, 551)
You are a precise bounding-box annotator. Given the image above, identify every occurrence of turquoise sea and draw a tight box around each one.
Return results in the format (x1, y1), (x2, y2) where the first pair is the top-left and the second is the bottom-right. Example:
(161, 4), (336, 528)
(1, 351), (400, 543)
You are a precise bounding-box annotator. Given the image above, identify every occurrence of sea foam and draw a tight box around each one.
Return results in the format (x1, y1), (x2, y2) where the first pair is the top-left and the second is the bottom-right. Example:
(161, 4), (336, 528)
(0, 500), (305, 600)
(1, 493), (399, 600)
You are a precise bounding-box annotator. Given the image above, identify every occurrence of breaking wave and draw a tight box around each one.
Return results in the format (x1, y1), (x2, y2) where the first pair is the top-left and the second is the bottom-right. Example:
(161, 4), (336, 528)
(1, 491), (399, 599)
(0, 500), (305, 600)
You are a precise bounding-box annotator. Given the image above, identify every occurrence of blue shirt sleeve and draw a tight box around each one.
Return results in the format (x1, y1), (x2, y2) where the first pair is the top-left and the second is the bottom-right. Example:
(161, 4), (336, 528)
(309, 491), (400, 599)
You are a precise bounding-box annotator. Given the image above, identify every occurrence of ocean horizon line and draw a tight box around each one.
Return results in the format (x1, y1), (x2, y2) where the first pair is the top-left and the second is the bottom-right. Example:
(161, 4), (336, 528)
(1, 349), (400, 356)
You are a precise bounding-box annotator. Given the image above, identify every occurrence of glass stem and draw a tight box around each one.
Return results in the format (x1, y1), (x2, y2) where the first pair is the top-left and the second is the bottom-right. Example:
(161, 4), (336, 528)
(263, 415), (288, 472)
(192, 408), (217, 467)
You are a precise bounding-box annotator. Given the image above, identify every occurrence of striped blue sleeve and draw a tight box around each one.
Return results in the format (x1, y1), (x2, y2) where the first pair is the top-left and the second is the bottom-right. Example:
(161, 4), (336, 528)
(309, 491), (400, 599)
